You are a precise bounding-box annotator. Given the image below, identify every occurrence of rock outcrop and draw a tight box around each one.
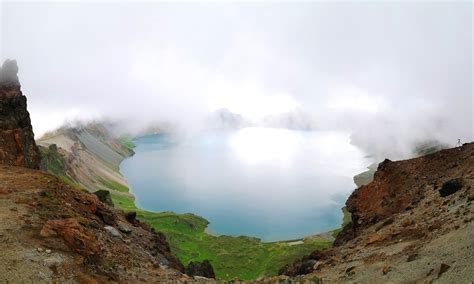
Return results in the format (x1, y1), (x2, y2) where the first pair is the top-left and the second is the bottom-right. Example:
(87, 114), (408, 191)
(0, 59), (40, 168)
(185, 260), (216, 279)
(0, 164), (188, 282)
(279, 143), (474, 283)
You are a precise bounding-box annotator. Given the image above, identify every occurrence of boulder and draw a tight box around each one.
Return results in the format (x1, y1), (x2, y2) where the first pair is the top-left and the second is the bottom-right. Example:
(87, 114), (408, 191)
(185, 260), (215, 279)
(40, 218), (100, 256)
(104, 226), (121, 238)
(93, 190), (114, 207)
(439, 179), (463, 197)
(125, 211), (137, 223)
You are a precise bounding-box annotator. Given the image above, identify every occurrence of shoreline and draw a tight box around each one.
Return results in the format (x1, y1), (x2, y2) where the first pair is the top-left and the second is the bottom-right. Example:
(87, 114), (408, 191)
(117, 138), (354, 245)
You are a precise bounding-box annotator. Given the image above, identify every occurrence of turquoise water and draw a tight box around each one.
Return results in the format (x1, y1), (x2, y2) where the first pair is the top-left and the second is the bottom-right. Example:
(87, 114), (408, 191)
(120, 127), (370, 241)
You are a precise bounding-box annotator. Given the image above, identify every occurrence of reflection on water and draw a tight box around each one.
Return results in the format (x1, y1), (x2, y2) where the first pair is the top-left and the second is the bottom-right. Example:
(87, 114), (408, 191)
(121, 127), (370, 241)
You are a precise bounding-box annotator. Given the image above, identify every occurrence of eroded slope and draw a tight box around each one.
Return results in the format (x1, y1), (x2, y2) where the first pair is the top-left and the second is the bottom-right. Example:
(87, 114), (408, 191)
(279, 143), (474, 283)
(0, 165), (188, 282)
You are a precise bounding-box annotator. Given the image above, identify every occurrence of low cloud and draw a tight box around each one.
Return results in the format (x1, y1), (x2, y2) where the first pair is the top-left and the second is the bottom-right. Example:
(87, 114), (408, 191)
(1, 1), (472, 158)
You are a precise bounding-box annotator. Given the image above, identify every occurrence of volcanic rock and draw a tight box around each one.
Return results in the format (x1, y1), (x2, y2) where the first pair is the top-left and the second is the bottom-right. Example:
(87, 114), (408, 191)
(0, 59), (40, 169)
(93, 190), (114, 207)
(185, 260), (215, 279)
(439, 179), (463, 197)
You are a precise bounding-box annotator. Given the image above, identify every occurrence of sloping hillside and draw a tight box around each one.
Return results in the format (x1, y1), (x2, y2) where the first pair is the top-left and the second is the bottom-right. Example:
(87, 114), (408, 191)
(0, 164), (188, 282)
(37, 123), (134, 201)
(278, 143), (474, 283)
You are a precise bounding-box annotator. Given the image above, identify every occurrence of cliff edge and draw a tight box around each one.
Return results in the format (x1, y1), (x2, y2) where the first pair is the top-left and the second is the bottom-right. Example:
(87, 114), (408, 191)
(279, 143), (474, 283)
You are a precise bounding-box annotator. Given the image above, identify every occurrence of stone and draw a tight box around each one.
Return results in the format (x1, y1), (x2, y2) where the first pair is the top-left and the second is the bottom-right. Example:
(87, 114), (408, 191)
(104, 226), (121, 238)
(43, 255), (63, 268)
(45, 249), (51, 254)
(437, 263), (450, 278)
(439, 179), (463, 197)
(185, 260), (215, 279)
(40, 218), (100, 256)
(117, 221), (132, 234)
(37, 247), (44, 252)
(93, 190), (114, 207)
(125, 211), (137, 223)
(382, 265), (391, 275)
(95, 203), (116, 225)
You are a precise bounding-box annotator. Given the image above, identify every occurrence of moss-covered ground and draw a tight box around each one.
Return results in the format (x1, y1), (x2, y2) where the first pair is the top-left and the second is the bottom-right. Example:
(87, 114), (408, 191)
(111, 190), (335, 280)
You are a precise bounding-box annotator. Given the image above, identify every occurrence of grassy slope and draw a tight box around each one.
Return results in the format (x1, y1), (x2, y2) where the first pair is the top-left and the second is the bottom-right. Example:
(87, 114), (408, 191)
(111, 191), (332, 280)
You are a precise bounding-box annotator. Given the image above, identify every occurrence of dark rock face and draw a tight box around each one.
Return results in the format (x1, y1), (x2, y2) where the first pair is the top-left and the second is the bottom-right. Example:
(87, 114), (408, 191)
(93, 190), (114, 207)
(439, 179), (463, 197)
(185, 260), (215, 279)
(0, 59), (40, 169)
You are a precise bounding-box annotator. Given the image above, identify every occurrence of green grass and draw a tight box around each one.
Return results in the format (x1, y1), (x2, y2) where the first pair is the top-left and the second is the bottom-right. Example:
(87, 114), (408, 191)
(111, 193), (332, 280)
(119, 135), (136, 151)
(101, 178), (130, 192)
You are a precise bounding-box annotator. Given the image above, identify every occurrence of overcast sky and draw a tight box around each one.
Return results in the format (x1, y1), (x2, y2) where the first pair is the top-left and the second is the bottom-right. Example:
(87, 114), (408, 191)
(1, 1), (472, 158)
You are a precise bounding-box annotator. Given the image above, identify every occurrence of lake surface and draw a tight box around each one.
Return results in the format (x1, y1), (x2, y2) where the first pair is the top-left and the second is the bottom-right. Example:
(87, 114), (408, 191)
(120, 127), (370, 241)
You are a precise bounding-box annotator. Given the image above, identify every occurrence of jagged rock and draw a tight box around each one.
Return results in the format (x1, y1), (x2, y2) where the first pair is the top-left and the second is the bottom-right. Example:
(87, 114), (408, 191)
(382, 265), (391, 275)
(125, 211), (137, 223)
(40, 218), (100, 256)
(0, 59), (40, 169)
(93, 190), (114, 207)
(298, 260), (317, 275)
(437, 263), (450, 278)
(185, 260), (215, 279)
(439, 179), (463, 197)
(149, 230), (185, 272)
(95, 203), (116, 225)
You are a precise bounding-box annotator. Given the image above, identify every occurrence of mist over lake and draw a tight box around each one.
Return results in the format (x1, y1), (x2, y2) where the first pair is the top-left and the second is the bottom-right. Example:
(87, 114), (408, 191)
(121, 127), (371, 241)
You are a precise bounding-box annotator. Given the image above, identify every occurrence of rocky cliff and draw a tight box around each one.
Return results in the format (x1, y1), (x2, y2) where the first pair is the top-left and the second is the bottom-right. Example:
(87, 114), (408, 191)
(0, 59), (40, 168)
(0, 61), (189, 282)
(37, 123), (133, 196)
(278, 143), (474, 283)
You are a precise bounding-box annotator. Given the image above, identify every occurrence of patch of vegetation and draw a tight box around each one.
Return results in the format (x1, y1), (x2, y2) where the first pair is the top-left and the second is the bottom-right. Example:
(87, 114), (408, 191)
(39, 144), (67, 177)
(112, 193), (332, 280)
(100, 178), (130, 192)
(119, 135), (136, 151)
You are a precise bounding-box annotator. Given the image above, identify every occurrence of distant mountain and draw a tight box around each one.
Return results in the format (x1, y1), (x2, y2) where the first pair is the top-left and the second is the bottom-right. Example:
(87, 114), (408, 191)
(262, 110), (317, 130)
(206, 108), (250, 130)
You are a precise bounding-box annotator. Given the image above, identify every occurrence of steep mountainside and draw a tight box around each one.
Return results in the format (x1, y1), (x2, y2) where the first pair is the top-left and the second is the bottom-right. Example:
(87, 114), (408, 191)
(0, 165), (188, 282)
(0, 60), (189, 282)
(279, 143), (474, 283)
(37, 123), (134, 200)
(0, 59), (39, 168)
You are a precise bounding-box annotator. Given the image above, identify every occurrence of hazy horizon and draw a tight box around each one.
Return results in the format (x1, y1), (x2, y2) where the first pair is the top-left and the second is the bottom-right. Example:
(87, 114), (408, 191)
(1, 1), (472, 159)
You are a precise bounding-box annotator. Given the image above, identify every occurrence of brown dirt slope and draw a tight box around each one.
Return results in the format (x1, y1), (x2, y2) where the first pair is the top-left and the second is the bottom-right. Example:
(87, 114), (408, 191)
(278, 142), (474, 283)
(0, 164), (190, 283)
